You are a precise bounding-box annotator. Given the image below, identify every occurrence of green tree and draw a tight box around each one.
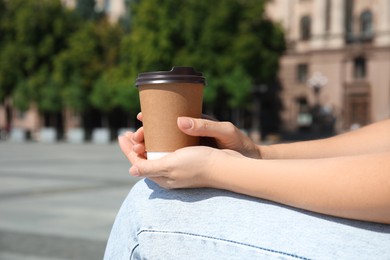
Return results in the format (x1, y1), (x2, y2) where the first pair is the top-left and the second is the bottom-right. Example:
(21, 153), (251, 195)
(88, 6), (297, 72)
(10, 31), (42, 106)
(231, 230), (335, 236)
(223, 66), (252, 109)
(223, 66), (252, 127)
(128, 0), (285, 121)
(90, 66), (139, 127)
(0, 43), (23, 102)
(0, 0), (78, 129)
(127, 0), (183, 73)
(75, 0), (101, 21)
(54, 19), (125, 130)
(53, 22), (95, 114)
(0, 0), (23, 101)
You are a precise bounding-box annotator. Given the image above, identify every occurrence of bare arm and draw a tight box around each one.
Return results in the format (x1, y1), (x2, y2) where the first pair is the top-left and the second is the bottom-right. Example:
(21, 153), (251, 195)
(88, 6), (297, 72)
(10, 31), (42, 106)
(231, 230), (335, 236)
(177, 116), (390, 159)
(261, 119), (390, 159)
(209, 151), (390, 224)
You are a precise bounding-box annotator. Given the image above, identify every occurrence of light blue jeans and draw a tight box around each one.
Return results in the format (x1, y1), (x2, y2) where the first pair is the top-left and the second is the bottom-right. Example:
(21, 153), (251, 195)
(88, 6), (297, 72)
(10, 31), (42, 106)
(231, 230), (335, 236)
(104, 179), (390, 259)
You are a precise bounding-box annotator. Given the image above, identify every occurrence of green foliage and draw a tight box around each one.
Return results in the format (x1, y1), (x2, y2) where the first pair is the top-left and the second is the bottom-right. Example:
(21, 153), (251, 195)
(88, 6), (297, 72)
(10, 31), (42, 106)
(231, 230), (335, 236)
(61, 75), (86, 113)
(0, 0), (77, 112)
(91, 66), (139, 114)
(127, 0), (182, 73)
(54, 19), (124, 113)
(129, 0), (286, 107)
(0, 44), (22, 100)
(202, 73), (219, 106)
(0, 0), (285, 129)
(223, 66), (252, 109)
(12, 81), (31, 112)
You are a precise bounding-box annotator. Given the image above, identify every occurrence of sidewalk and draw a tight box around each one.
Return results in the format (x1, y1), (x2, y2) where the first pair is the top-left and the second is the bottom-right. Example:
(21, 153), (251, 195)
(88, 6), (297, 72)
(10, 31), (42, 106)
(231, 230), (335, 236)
(0, 142), (139, 260)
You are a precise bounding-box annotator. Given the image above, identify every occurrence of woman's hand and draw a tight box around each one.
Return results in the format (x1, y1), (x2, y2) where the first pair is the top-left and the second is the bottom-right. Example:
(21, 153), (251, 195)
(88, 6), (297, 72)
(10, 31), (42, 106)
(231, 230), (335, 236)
(177, 116), (261, 159)
(117, 112), (260, 188)
(118, 130), (147, 165)
(132, 112), (261, 159)
(119, 132), (244, 189)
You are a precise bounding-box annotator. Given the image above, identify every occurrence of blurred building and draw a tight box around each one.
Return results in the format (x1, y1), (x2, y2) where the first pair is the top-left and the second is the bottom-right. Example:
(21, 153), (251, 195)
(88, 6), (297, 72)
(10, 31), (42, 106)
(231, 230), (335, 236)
(267, 0), (390, 133)
(97, 0), (127, 23)
(62, 0), (126, 23)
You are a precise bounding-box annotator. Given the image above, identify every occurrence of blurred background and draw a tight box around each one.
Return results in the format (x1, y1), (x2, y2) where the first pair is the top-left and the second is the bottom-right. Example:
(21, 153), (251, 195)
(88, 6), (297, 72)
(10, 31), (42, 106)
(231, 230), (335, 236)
(1, 0), (388, 144)
(0, 0), (389, 259)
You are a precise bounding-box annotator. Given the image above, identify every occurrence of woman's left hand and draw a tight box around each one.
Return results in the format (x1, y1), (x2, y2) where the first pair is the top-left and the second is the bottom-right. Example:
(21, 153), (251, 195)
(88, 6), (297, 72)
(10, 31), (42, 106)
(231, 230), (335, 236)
(118, 133), (244, 189)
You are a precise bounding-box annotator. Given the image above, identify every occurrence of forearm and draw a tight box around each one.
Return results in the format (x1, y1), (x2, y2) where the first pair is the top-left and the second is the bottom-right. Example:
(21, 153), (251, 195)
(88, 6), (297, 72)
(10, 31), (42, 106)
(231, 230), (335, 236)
(261, 119), (390, 159)
(210, 152), (390, 224)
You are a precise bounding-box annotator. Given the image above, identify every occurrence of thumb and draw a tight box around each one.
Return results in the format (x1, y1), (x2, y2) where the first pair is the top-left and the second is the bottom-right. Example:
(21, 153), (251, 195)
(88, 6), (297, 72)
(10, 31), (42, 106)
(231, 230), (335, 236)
(177, 117), (234, 141)
(131, 159), (166, 177)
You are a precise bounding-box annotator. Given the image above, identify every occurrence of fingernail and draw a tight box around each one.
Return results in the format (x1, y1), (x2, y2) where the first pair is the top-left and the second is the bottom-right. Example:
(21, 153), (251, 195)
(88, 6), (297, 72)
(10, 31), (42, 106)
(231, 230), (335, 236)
(178, 117), (194, 130)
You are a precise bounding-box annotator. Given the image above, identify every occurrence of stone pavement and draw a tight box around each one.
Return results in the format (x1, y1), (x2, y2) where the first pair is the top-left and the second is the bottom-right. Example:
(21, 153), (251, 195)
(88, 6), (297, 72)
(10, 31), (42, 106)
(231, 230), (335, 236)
(0, 142), (139, 260)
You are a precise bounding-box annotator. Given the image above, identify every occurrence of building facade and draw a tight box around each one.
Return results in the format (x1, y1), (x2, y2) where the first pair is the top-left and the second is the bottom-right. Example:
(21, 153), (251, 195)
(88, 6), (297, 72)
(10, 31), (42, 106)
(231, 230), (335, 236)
(266, 0), (390, 133)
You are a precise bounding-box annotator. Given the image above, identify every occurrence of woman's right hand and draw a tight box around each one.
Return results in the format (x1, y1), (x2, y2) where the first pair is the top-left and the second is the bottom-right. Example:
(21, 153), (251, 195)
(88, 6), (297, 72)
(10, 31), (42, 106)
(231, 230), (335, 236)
(132, 112), (261, 159)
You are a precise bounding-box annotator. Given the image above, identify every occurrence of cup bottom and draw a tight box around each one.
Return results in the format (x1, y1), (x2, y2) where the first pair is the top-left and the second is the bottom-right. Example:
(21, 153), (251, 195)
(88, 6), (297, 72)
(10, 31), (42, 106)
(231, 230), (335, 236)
(147, 152), (171, 160)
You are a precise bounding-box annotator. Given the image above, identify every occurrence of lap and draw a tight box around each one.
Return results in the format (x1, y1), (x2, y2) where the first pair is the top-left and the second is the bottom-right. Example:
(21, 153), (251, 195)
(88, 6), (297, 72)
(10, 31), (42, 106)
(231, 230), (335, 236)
(104, 179), (390, 260)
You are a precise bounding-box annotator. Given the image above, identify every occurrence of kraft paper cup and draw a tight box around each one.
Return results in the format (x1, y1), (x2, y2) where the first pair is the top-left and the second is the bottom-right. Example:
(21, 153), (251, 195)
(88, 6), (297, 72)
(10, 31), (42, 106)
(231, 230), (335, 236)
(136, 67), (206, 160)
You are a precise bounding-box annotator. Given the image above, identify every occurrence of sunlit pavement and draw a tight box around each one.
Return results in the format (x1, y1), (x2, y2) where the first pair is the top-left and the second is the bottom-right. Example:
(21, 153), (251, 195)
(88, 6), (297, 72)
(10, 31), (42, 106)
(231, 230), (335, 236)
(0, 142), (138, 260)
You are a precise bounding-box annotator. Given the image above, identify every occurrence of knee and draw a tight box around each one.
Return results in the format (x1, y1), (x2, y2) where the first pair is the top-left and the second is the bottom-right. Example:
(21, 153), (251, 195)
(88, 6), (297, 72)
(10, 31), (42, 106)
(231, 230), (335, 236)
(121, 179), (154, 211)
(104, 179), (154, 259)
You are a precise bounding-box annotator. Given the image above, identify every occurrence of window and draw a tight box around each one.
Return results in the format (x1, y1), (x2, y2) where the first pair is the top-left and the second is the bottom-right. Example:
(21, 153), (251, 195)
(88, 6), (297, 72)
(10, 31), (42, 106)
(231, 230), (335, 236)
(300, 16), (311, 41)
(324, 0), (331, 32)
(353, 57), (366, 79)
(296, 64), (308, 83)
(296, 98), (312, 127)
(360, 10), (373, 39)
(344, 0), (354, 43)
(349, 95), (369, 127)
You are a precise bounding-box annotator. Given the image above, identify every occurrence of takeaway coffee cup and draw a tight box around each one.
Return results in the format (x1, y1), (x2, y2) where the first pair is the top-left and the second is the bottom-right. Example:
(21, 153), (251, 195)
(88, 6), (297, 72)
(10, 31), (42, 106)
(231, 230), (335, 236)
(135, 67), (206, 160)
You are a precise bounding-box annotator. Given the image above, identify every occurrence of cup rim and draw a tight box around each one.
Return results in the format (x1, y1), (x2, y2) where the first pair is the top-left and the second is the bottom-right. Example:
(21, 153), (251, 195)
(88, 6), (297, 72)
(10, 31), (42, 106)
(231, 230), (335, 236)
(136, 67), (206, 86)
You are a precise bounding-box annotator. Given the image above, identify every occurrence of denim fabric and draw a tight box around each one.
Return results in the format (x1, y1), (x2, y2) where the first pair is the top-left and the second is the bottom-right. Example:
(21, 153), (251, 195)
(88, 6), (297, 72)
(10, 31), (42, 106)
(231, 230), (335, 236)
(104, 179), (390, 260)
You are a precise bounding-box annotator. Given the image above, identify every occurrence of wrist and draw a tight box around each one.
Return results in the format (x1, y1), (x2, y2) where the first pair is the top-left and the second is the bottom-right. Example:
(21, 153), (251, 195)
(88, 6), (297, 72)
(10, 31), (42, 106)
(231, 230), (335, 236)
(206, 150), (235, 189)
(258, 145), (271, 159)
(207, 151), (249, 191)
(259, 143), (285, 159)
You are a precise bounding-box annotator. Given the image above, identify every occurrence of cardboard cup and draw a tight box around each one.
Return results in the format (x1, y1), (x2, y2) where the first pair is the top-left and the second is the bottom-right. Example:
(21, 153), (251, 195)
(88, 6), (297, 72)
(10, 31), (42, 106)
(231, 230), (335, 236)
(139, 82), (204, 155)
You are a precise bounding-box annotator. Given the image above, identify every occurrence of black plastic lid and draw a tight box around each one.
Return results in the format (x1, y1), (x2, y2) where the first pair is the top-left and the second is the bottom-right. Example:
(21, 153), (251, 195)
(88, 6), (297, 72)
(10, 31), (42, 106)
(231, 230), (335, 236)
(136, 67), (206, 86)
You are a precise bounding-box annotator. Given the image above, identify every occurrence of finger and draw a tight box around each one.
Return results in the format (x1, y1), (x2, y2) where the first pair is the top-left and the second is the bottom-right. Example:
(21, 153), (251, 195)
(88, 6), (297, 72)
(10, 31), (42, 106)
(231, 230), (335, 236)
(133, 143), (146, 155)
(132, 127), (144, 143)
(137, 112), (143, 122)
(123, 131), (135, 144)
(118, 134), (133, 157)
(177, 117), (234, 140)
(130, 165), (163, 178)
(118, 135), (146, 164)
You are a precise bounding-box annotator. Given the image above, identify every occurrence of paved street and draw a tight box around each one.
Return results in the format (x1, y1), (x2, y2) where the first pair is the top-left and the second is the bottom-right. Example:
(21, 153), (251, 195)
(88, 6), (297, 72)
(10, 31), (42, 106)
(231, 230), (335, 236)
(0, 142), (139, 260)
